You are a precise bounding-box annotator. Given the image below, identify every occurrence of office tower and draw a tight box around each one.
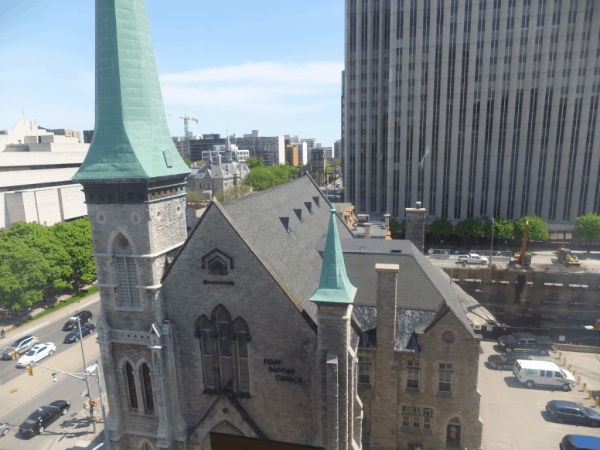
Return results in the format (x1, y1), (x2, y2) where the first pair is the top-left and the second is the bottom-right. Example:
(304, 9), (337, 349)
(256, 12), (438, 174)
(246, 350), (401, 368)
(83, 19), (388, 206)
(344, 0), (600, 229)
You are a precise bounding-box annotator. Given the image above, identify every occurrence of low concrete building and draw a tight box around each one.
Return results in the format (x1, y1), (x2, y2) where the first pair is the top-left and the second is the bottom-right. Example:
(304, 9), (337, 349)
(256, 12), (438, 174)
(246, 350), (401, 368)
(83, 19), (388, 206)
(0, 120), (89, 229)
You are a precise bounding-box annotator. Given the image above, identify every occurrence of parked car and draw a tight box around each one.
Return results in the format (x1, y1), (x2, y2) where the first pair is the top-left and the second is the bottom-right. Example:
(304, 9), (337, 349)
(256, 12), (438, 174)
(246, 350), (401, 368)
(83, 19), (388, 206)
(514, 360), (575, 391)
(0, 423), (8, 439)
(457, 254), (488, 264)
(497, 332), (554, 353)
(487, 352), (532, 370)
(18, 401), (70, 437)
(64, 324), (96, 343)
(16, 343), (57, 368)
(1, 335), (39, 360)
(547, 401), (600, 428)
(62, 310), (93, 331)
(560, 434), (600, 450)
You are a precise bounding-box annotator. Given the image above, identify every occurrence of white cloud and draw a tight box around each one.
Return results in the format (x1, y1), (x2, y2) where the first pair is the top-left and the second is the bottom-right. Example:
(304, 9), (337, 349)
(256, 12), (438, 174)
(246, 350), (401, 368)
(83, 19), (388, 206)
(159, 60), (343, 114)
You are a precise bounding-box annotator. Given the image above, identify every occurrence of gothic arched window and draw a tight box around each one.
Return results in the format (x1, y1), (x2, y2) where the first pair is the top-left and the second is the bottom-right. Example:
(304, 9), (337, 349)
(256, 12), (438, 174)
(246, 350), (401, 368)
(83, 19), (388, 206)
(234, 318), (250, 393)
(124, 362), (138, 409)
(198, 316), (216, 390)
(140, 363), (154, 413)
(195, 306), (251, 395)
(216, 307), (234, 389)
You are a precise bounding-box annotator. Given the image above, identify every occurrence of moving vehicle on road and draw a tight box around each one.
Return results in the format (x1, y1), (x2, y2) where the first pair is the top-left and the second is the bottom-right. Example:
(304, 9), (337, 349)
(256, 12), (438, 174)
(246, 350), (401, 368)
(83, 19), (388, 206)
(560, 434), (600, 450)
(457, 254), (488, 265)
(0, 423), (8, 439)
(487, 352), (532, 370)
(514, 360), (575, 391)
(18, 401), (70, 437)
(1, 335), (39, 360)
(64, 323), (96, 343)
(497, 332), (554, 353)
(62, 310), (93, 331)
(16, 343), (56, 367)
(547, 401), (600, 428)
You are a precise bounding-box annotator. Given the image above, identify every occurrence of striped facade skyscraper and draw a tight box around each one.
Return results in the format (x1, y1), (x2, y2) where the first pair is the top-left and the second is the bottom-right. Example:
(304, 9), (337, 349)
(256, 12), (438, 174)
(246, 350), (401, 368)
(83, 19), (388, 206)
(344, 0), (600, 229)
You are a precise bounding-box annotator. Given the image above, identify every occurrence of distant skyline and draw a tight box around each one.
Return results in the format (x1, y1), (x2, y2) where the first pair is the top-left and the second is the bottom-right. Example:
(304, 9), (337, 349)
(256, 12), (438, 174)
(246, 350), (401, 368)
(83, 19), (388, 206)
(0, 0), (344, 147)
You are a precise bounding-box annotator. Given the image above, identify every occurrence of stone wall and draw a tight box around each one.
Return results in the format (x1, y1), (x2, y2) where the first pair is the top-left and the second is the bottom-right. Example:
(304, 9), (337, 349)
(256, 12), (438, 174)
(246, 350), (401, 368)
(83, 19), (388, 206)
(444, 267), (600, 327)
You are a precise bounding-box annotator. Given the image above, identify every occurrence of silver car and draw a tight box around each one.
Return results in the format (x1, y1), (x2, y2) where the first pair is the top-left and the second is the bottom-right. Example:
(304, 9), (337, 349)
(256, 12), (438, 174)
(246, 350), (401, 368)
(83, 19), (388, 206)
(0, 422), (8, 439)
(1, 335), (39, 360)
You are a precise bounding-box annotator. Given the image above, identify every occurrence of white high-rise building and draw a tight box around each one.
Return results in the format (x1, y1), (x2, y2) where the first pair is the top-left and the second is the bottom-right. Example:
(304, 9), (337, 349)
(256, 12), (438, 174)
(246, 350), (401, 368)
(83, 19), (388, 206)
(345, 0), (600, 231)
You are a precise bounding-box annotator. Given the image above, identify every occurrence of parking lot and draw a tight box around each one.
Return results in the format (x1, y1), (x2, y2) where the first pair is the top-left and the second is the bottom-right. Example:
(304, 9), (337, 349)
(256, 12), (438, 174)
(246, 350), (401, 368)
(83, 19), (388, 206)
(479, 341), (600, 449)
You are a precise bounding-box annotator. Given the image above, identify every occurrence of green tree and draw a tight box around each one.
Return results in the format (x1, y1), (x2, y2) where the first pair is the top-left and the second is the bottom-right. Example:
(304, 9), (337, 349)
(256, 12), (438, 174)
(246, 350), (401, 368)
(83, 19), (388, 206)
(0, 239), (52, 310)
(389, 218), (405, 234)
(513, 215), (550, 242)
(246, 157), (265, 169)
(574, 213), (600, 242)
(267, 164), (292, 185)
(243, 167), (276, 190)
(51, 218), (96, 286)
(482, 217), (514, 239)
(428, 218), (454, 237)
(2, 222), (73, 292)
(454, 218), (484, 238)
(183, 157), (193, 168)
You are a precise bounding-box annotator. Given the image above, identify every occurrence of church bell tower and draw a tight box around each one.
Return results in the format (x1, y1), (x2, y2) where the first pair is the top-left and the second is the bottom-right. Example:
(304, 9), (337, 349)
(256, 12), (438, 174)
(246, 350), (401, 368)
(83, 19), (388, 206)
(73, 0), (189, 448)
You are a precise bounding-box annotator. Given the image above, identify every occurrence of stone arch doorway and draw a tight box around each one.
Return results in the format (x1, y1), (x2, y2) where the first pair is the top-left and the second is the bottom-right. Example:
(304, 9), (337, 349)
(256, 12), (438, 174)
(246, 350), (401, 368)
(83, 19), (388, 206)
(446, 416), (462, 449)
(201, 421), (243, 450)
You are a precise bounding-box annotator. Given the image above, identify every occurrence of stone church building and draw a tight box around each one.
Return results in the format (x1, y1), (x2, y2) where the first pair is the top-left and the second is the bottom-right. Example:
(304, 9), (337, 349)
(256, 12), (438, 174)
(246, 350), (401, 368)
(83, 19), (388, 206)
(74, 1), (484, 449)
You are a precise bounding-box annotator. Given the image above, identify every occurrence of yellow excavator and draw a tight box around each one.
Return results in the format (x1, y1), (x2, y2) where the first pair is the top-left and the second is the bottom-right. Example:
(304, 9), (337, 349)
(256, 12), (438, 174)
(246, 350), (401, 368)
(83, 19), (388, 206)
(513, 220), (532, 266)
(556, 246), (581, 266)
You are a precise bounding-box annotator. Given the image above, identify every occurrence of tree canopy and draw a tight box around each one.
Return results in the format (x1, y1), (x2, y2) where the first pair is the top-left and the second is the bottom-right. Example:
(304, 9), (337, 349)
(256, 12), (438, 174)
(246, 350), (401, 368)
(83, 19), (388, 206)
(246, 157), (265, 169)
(243, 167), (277, 190)
(513, 215), (549, 242)
(482, 217), (514, 240)
(428, 218), (454, 237)
(389, 218), (405, 234)
(183, 157), (193, 168)
(574, 212), (600, 241)
(0, 217), (96, 310)
(454, 218), (484, 238)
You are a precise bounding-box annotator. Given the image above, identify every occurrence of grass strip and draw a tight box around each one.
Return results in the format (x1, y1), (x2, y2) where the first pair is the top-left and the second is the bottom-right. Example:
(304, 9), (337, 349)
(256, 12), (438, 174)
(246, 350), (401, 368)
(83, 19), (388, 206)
(15, 285), (99, 328)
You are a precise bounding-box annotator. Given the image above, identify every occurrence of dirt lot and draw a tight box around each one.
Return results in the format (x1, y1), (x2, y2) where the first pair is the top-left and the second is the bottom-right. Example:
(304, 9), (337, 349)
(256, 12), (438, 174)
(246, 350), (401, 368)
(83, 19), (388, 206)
(479, 341), (600, 449)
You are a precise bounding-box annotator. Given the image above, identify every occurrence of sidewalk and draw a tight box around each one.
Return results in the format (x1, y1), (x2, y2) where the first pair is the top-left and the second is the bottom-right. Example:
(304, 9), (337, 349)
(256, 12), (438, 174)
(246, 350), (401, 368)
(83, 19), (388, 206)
(0, 286), (99, 341)
(49, 393), (108, 450)
(0, 283), (96, 333)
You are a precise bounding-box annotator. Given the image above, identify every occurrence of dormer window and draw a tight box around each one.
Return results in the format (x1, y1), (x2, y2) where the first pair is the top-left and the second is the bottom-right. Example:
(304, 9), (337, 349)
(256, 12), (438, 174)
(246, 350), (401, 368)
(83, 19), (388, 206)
(304, 202), (313, 214)
(294, 209), (303, 223)
(313, 196), (320, 207)
(280, 217), (291, 233)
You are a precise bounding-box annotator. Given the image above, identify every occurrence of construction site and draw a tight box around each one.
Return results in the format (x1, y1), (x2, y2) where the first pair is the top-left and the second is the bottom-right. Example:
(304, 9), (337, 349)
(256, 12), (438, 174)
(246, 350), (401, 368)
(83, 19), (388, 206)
(427, 225), (599, 329)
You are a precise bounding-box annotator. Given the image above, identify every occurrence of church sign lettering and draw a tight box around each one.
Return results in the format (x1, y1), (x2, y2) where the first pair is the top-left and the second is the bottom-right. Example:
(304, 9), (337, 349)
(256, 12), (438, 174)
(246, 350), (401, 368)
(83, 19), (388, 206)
(264, 359), (301, 384)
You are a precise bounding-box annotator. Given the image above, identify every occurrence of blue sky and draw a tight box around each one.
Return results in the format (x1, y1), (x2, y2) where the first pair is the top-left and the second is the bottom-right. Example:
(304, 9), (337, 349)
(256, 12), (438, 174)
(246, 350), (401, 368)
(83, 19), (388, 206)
(0, 0), (344, 147)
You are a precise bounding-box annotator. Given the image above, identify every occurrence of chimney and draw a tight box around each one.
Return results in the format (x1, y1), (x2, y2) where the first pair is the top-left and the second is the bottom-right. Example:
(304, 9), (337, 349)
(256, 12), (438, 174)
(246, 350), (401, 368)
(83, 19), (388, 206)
(405, 201), (426, 252)
(383, 212), (391, 231)
(370, 263), (399, 448)
(217, 154), (222, 165)
(363, 222), (372, 239)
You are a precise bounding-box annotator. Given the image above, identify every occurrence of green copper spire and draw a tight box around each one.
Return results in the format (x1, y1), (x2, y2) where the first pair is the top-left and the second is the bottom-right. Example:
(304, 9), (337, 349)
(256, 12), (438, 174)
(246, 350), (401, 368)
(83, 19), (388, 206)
(73, 0), (189, 181)
(310, 208), (357, 304)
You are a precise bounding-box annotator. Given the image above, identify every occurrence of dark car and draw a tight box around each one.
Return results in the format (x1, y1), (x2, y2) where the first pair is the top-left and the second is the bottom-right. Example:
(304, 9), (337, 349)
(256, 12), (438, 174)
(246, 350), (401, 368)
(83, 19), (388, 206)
(1, 335), (39, 360)
(64, 324), (96, 343)
(62, 310), (93, 331)
(561, 434), (600, 450)
(497, 332), (554, 353)
(547, 401), (600, 428)
(487, 352), (532, 370)
(18, 401), (70, 437)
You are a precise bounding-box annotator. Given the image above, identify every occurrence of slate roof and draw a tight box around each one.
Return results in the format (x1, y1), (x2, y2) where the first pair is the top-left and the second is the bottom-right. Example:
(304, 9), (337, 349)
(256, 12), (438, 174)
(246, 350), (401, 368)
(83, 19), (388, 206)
(319, 239), (477, 339)
(354, 306), (436, 350)
(221, 174), (354, 322)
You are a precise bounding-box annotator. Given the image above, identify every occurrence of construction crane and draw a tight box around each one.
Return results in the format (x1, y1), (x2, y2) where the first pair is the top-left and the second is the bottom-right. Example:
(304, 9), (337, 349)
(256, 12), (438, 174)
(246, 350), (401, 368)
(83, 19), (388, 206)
(168, 110), (198, 158)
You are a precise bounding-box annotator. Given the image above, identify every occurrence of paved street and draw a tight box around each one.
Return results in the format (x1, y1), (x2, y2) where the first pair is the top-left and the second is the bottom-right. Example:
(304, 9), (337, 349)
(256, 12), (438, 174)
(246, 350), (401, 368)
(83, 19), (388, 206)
(0, 294), (103, 449)
(479, 341), (600, 449)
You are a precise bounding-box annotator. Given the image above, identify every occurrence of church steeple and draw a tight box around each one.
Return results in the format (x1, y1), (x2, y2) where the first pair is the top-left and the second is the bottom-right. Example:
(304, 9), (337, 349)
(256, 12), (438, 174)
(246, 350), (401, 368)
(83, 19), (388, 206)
(73, 0), (189, 181)
(311, 208), (356, 304)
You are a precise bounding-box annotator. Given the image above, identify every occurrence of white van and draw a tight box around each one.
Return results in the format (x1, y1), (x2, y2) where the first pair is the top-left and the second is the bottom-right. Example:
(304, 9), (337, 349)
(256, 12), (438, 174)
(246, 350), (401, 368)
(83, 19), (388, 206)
(513, 360), (575, 391)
